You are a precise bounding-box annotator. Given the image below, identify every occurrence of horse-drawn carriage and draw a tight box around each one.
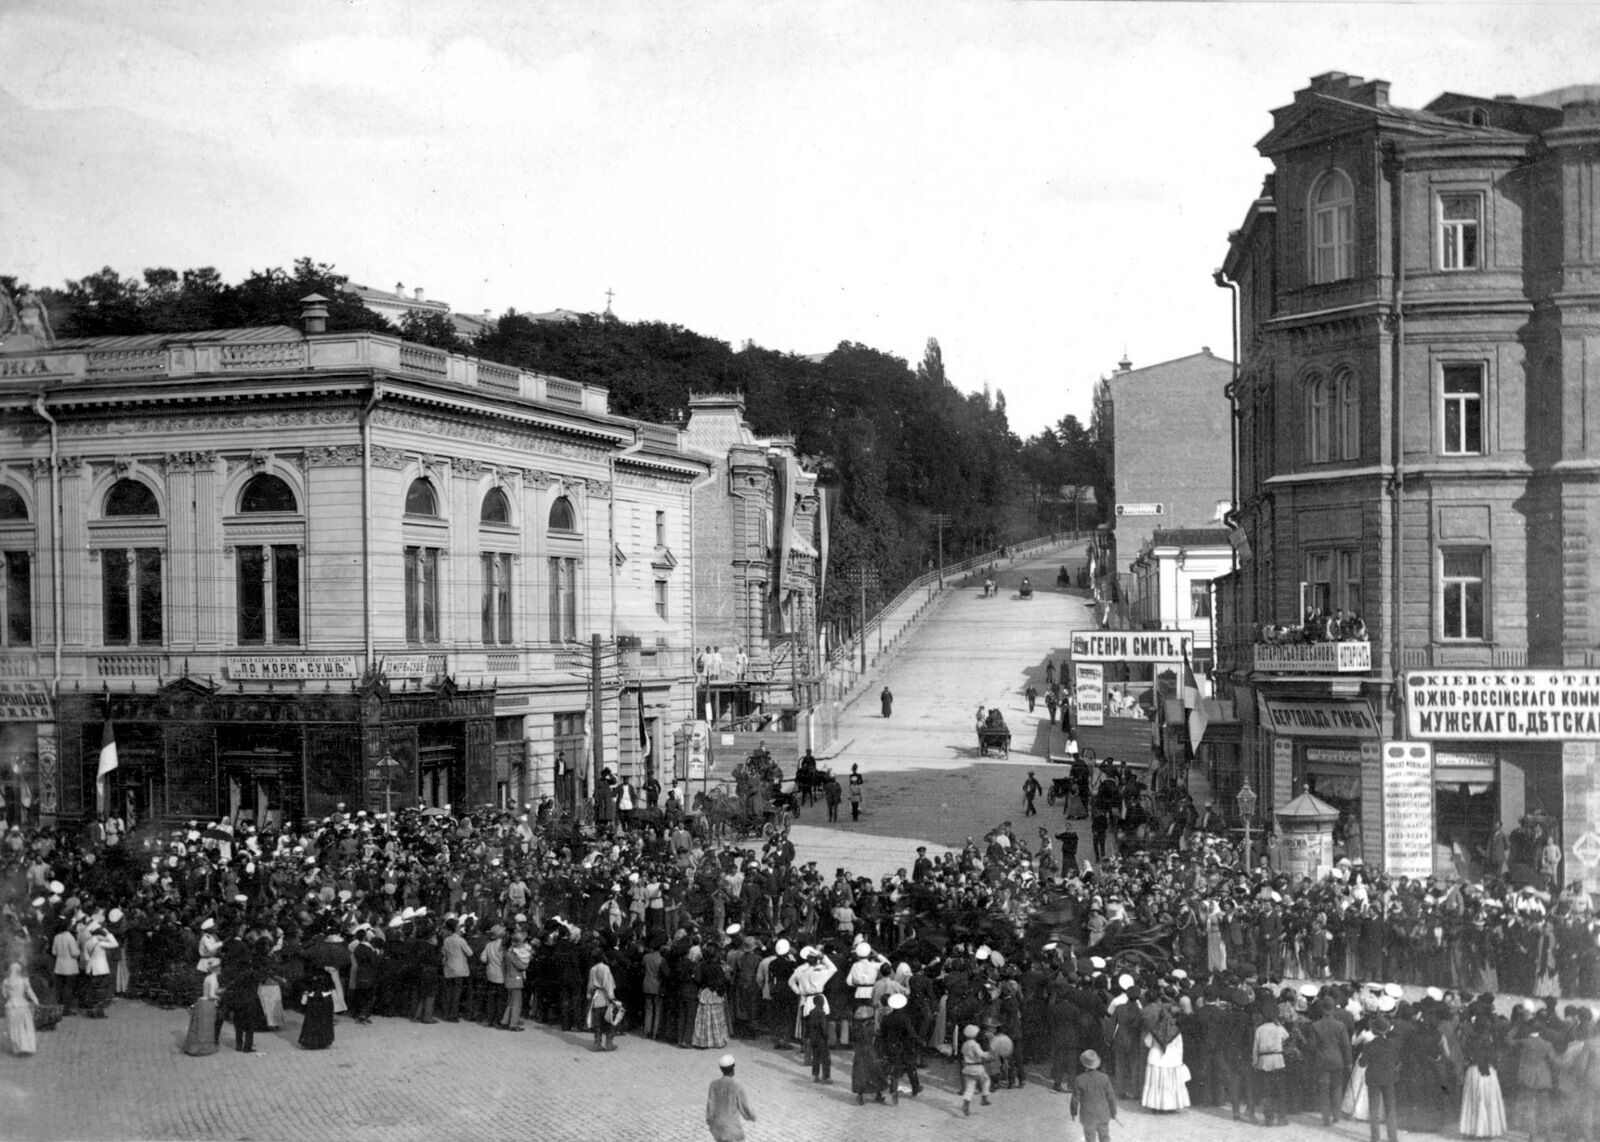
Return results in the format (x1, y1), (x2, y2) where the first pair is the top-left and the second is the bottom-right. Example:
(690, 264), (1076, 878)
(692, 750), (800, 839)
(1018, 576), (1033, 599)
(976, 709), (1011, 757)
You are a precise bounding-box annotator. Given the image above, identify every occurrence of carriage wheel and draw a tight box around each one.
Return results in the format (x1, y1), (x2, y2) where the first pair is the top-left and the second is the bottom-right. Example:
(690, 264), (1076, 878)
(1047, 788), (1058, 806)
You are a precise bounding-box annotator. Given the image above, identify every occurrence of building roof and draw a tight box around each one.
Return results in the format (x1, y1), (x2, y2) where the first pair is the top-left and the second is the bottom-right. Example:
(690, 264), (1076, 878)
(1105, 349), (1233, 385)
(49, 325), (300, 352)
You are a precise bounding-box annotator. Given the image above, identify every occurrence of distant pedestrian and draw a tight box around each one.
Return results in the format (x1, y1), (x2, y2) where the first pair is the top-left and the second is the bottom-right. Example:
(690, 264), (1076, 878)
(1046, 661), (1057, 686)
(299, 970), (336, 1050)
(1023, 772), (1042, 817)
(706, 1053), (757, 1142)
(1046, 690), (1059, 725)
(1025, 684), (1038, 712)
(880, 687), (893, 718)
(824, 776), (842, 823)
(847, 765), (864, 821)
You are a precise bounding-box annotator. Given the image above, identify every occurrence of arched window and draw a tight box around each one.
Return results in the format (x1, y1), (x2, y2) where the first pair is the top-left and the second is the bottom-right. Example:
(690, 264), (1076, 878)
(0, 486), (26, 521)
(1334, 369), (1360, 460)
(548, 496), (576, 532)
(480, 488), (511, 525)
(239, 474), (298, 514)
(405, 478), (439, 517)
(1307, 374), (1331, 463)
(104, 479), (159, 517)
(1310, 170), (1354, 283)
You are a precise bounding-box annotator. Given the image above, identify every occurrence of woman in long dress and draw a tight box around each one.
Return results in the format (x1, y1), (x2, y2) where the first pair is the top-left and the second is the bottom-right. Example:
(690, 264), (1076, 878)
(4, 962), (40, 1057)
(1460, 1015), (1508, 1138)
(298, 971), (336, 1050)
(691, 947), (730, 1049)
(1141, 1005), (1191, 1112)
(182, 963), (220, 1057)
(1343, 1025), (1375, 1121)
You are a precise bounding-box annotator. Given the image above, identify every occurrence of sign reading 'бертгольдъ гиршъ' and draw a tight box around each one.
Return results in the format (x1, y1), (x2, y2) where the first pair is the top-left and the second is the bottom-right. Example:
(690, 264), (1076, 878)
(1069, 630), (1193, 663)
(1406, 669), (1600, 740)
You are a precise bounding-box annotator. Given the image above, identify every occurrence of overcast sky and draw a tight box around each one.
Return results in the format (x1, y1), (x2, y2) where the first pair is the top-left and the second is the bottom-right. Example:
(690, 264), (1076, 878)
(4, 1), (1599, 438)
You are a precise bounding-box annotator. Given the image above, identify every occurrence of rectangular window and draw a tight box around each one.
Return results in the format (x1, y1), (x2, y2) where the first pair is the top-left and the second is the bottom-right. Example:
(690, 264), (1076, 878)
(655, 510), (666, 547)
(1442, 549), (1486, 640)
(1443, 364), (1485, 455)
(1313, 202), (1352, 283)
(547, 556), (576, 641)
(1306, 552), (1333, 615)
(238, 545), (302, 645)
(405, 546), (440, 644)
(3, 551), (32, 646)
(481, 553), (512, 645)
(1189, 580), (1211, 619)
(1337, 550), (1363, 618)
(1440, 193), (1482, 271)
(655, 579), (669, 620)
(273, 545), (300, 644)
(104, 547), (163, 646)
(238, 547), (266, 644)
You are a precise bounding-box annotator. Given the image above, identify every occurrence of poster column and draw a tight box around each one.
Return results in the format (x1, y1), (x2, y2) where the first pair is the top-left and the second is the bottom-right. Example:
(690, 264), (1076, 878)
(1359, 741), (1383, 866)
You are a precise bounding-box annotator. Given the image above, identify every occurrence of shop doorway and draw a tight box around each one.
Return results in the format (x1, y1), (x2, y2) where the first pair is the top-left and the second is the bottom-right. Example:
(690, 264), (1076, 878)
(220, 751), (291, 829)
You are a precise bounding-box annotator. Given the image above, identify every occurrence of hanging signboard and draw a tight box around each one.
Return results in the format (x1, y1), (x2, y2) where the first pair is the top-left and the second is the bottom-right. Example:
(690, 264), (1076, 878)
(1406, 669), (1600, 740)
(225, 655), (361, 681)
(1259, 697), (1379, 739)
(1382, 741), (1433, 879)
(685, 720), (710, 782)
(1115, 503), (1164, 517)
(1074, 663), (1104, 728)
(1068, 630), (1192, 663)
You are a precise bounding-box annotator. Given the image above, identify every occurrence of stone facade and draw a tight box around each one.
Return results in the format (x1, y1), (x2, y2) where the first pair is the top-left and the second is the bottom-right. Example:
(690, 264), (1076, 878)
(1217, 73), (1600, 879)
(0, 322), (707, 824)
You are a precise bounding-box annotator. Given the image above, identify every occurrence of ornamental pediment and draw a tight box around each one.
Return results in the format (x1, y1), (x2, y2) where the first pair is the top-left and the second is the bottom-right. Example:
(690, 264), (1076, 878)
(1256, 101), (1379, 156)
(651, 546), (678, 571)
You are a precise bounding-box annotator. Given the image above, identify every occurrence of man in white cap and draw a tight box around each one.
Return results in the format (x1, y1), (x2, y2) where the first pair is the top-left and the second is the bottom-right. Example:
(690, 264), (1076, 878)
(706, 1053), (757, 1142)
(788, 945), (836, 1064)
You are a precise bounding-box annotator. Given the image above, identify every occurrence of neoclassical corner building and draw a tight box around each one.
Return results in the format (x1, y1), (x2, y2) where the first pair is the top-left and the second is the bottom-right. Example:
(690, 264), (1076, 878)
(0, 301), (769, 826)
(1215, 74), (1600, 882)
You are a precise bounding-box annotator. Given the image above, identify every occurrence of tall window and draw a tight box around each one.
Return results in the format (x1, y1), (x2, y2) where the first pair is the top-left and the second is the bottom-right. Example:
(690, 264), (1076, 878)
(1189, 580), (1211, 619)
(1311, 170), (1354, 283)
(2, 551), (30, 646)
(237, 545), (301, 645)
(404, 546), (440, 643)
(1440, 193), (1482, 271)
(1443, 364), (1485, 455)
(1441, 549), (1486, 639)
(1338, 550), (1363, 619)
(655, 510), (666, 547)
(1307, 548), (1363, 617)
(655, 579), (669, 620)
(1307, 374), (1331, 462)
(1306, 552), (1333, 614)
(103, 548), (164, 645)
(481, 552), (512, 644)
(1334, 369), (1360, 460)
(548, 556), (577, 641)
(1, 487), (31, 647)
(235, 475), (301, 645)
(101, 479), (163, 646)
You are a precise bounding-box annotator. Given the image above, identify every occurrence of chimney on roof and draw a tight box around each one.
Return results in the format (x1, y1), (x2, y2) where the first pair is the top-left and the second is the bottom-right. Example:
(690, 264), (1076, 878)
(1494, 94), (1517, 102)
(299, 294), (330, 335)
(414, 288), (424, 301)
(1202, 346), (1212, 356)
(1118, 354), (1132, 373)
(395, 281), (404, 296)
(1350, 79), (1389, 108)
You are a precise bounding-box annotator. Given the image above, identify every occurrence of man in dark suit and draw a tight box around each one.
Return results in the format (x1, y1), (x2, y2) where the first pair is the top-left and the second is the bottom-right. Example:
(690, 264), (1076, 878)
(1363, 1016), (1402, 1142)
(1305, 997), (1353, 1126)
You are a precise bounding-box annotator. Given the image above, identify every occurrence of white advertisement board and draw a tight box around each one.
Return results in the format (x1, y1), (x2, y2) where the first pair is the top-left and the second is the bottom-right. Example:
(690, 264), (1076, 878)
(1406, 669), (1600, 740)
(1074, 663), (1104, 728)
(1382, 741), (1434, 879)
(1069, 630), (1193, 663)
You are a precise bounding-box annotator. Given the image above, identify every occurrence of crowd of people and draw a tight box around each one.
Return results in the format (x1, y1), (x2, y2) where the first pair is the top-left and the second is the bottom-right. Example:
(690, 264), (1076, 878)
(1, 782), (1598, 1139)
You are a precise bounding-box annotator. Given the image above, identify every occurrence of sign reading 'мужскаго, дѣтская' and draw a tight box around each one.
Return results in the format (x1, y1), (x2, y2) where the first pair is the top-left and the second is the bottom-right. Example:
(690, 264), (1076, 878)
(1406, 670), (1600, 740)
(1068, 630), (1193, 663)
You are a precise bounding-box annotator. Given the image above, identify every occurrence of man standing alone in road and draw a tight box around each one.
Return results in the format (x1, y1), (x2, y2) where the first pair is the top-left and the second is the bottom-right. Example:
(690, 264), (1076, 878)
(847, 765), (865, 821)
(706, 1054), (757, 1142)
(1023, 772), (1042, 817)
(880, 687), (893, 717)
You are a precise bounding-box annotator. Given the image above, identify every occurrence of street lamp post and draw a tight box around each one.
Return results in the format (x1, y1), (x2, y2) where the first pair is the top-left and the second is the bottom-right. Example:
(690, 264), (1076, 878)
(377, 752), (400, 819)
(1236, 778), (1257, 871)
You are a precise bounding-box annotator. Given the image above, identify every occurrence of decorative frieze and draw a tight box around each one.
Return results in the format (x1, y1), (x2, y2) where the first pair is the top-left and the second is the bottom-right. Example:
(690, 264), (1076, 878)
(585, 479), (612, 500)
(306, 445), (363, 468)
(372, 407), (608, 461)
(523, 469), (557, 489)
(449, 456), (480, 477)
(59, 410), (357, 439)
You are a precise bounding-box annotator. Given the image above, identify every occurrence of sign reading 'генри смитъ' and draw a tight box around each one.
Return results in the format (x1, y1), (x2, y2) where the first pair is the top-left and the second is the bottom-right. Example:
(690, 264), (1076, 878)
(1406, 669), (1600, 740)
(1068, 630), (1193, 663)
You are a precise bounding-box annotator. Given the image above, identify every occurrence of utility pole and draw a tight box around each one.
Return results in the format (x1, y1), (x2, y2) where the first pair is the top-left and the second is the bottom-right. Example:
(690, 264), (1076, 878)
(859, 576), (868, 675)
(931, 513), (951, 586)
(590, 633), (605, 814)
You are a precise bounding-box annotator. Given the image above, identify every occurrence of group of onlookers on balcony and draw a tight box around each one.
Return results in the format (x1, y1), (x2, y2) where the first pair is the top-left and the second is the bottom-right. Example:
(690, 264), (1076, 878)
(1259, 608), (1368, 646)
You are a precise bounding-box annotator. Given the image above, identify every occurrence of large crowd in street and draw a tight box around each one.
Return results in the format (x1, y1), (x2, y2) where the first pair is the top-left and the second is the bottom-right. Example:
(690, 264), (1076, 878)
(3, 770), (1600, 1141)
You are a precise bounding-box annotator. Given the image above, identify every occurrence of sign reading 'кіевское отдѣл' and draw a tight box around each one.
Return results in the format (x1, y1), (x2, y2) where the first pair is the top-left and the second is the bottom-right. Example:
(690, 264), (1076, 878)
(1406, 670), (1600, 740)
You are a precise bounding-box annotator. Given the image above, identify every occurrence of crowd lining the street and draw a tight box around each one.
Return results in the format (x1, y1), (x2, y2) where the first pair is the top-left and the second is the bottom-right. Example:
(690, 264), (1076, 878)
(2, 785), (1599, 1140)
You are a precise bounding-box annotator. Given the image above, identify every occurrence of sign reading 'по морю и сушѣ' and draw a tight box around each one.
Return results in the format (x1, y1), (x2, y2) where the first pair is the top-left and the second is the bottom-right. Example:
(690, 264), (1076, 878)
(1406, 669), (1600, 740)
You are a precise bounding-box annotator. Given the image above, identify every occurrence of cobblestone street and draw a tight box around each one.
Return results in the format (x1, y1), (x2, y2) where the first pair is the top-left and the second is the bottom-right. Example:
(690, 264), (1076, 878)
(4, 547), (1326, 1142)
(4, 998), (1386, 1142)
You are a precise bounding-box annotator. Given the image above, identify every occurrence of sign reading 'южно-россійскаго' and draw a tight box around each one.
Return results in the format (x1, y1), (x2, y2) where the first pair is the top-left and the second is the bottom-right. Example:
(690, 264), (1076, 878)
(1406, 669), (1600, 740)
